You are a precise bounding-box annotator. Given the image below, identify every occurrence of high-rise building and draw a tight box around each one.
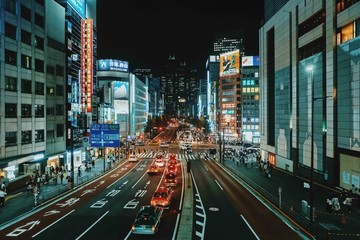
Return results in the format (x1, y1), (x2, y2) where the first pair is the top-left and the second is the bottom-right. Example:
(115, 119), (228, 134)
(241, 56), (260, 144)
(160, 54), (199, 117)
(55, 0), (97, 168)
(259, 0), (360, 189)
(0, 0), (67, 180)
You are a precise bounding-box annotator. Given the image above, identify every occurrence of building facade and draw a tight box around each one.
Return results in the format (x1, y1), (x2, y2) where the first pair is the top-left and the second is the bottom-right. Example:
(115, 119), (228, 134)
(0, 0), (67, 180)
(259, 0), (360, 189)
(241, 56), (260, 144)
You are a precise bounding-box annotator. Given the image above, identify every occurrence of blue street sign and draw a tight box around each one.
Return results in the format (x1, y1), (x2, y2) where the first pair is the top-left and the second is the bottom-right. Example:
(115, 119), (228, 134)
(90, 124), (120, 148)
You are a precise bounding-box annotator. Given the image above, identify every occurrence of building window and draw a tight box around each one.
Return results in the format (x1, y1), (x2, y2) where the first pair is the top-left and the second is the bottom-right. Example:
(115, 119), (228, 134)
(5, 0), (17, 14)
(47, 107), (55, 116)
(21, 104), (32, 118)
(22, 79), (32, 93)
(35, 58), (44, 72)
(5, 132), (17, 146)
(56, 85), (64, 96)
(47, 130), (55, 140)
(21, 5), (31, 22)
(35, 82), (44, 95)
(35, 13), (44, 28)
(56, 105), (64, 115)
(46, 65), (55, 75)
(5, 49), (17, 65)
(55, 65), (64, 77)
(21, 54), (32, 69)
(35, 130), (44, 142)
(47, 87), (55, 95)
(22, 130), (32, 144)
(35, 35), (44, 50)
(5, 103), (17, 117)
(35, 0), (44, 7)
(56, 124), (64, 137)
(298, 11), (325, 37)
(5, 76), (17, 92)
(21, 29), (31, 45)
(35, 104), (44, 117)
(5, 22), (16, 40)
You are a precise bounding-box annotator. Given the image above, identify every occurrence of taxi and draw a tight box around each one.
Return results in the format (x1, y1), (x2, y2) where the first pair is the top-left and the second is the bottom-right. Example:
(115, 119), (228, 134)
(150, 186), (172, 207)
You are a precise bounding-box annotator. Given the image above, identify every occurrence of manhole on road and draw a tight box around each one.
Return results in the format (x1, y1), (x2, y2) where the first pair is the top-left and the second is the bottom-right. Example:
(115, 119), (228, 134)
(209, 207), (219, 211)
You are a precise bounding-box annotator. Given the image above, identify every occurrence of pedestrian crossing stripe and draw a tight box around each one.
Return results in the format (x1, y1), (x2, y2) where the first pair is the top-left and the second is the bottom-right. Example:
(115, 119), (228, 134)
(134, 152), (197, 160)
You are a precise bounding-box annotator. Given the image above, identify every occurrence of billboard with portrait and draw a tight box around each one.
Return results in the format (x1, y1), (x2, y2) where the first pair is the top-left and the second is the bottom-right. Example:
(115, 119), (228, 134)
(220, 50), (240, 77)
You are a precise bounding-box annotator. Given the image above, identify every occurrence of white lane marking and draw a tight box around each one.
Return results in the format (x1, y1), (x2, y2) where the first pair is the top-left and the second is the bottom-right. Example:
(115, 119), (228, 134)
(214, 179), (223, 190)
(32, 209), (75, 238)
(75, 211), (109, 240)
(240, 214), (260, 240)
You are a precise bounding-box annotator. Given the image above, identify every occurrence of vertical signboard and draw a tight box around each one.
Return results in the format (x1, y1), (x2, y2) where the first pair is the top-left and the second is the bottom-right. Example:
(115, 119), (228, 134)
(81, 19), (93, 113)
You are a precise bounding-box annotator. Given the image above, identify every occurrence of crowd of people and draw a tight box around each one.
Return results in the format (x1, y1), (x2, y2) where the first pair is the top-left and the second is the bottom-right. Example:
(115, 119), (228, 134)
(326, 184), (360, 214)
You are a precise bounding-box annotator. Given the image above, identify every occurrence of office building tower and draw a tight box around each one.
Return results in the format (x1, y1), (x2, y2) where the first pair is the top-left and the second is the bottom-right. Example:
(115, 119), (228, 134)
(259, 0), (360, 189)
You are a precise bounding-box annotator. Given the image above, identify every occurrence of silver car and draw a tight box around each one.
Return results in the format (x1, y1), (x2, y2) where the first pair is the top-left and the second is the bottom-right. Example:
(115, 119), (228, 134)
(131, 205), (163, 235)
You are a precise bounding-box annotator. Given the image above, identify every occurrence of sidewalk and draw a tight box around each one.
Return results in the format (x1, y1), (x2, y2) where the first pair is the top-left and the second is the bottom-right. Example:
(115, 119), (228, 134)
(0, 157), (121, 228)
(222, 159), (360, 240)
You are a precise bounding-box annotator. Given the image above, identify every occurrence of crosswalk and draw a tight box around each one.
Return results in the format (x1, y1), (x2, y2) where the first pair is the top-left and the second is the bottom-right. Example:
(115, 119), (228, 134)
(134, 152), (198, 161)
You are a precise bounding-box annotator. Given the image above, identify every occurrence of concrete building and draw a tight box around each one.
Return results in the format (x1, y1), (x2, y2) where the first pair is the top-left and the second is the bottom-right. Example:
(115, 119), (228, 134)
(0, 0), (67, 180)
(259, 0), (360, 189)
(241, 56), (260, 144)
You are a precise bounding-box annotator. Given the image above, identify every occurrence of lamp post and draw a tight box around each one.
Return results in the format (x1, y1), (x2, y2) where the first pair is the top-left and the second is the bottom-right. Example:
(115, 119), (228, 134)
(222, 127), (225, 164)
(307, 66), (315, 223)
(307, 65), (332, 223)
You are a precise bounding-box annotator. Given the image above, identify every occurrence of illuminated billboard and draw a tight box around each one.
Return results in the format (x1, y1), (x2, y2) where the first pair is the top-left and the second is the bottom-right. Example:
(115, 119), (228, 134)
(98, 59), (129, 72)
(241, 56), (260, 67)
(81, 19), (93, 113)
(114, 100), (129, 115)
(220, 50), (240, 77)
(68, 0), (86, 18)
(113, 81), (129, 100)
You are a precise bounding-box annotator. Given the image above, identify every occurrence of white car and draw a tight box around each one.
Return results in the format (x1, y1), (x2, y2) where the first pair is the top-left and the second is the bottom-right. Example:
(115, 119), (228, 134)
(160, 142), (169, 148)
(129, 155), (138, 162)
(154, 158), (165, 168)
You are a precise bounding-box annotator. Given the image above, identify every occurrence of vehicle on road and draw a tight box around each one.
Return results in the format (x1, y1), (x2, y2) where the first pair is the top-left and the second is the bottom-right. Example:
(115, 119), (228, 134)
(131, 205), (163, 235)
(186, 146), (192, 154)
(168, 158), (177, 165)
(150, 186), (172, 207)
(154, 157), (165, 168)
(135, 141), (145, 146)
(166, 164), (177, 175)
(164, 173), (177, 188)
(129, 155), (138, 162)
(147, 164), (159, 175)
(160, 141), (169, 148)
(149, 140), (159, 146)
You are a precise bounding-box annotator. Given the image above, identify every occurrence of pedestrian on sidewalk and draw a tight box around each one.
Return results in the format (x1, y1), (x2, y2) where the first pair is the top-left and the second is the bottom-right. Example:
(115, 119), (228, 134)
(343, 197), (353, 213)
(26, 181), (33, 194)
(0, 189), (7, 206)
(1, 181), (6, 192)
(351, 184), (358, 196)
(60, 172), (64, 184)
(78, 166), (82, 177)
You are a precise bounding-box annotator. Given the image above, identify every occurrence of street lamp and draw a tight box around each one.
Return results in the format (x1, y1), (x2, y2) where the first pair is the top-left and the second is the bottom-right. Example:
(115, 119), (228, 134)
(307, 65), (332, 223)
(307, 65), (315, 223)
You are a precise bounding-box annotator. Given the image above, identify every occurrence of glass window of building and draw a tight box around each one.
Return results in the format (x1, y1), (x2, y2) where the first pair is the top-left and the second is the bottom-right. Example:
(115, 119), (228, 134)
(5, 103), (17, 117)
(21, 79), (32, 93)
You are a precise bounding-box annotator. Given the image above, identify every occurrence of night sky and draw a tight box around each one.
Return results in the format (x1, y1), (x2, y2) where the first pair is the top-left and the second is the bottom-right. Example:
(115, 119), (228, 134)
(97, 0), (264, 77)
